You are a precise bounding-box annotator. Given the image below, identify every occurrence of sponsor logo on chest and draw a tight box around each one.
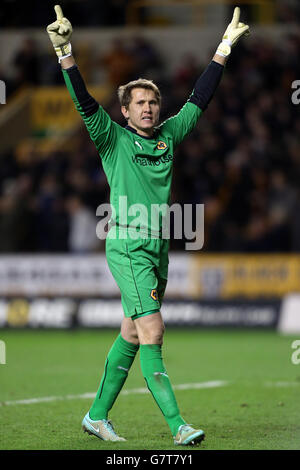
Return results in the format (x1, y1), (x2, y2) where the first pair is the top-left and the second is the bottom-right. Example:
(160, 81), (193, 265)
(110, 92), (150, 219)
(132, 154), (173, 167)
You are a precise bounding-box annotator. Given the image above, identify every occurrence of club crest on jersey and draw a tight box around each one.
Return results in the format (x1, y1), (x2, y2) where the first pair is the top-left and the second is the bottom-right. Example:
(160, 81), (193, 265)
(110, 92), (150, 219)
(156, 141), (167, 150)
(150, 289), (158, 301)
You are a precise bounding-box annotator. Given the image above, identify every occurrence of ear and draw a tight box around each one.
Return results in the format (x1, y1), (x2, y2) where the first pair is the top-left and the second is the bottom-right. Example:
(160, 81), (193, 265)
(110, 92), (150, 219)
(121, 105), (129, 120)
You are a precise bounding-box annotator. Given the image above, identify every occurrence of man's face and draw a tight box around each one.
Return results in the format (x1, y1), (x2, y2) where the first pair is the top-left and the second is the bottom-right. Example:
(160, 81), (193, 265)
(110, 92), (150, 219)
(121, 87), (160, 137)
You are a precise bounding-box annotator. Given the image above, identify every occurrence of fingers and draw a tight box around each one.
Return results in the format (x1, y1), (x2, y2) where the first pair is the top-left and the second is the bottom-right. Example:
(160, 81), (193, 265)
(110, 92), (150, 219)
(58, 23), (70, 35)
(231, 6), (240, 27)
(241, 24), (250, 37)
(54, 4), (70, 34)
(238, 22), (250, 36)
(47, 20), (69, 33)
(47, 21), (59, 32)
(55, 4), (64, 21)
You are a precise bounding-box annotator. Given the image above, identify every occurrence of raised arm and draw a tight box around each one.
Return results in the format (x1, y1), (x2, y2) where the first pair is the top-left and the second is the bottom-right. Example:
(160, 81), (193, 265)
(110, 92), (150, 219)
(160, 7), (250, 147)
(46, 5), (74, 67)
(214, 6), (250, 62)
(189, 8), (250, 113)
(46, 5), (118, 159)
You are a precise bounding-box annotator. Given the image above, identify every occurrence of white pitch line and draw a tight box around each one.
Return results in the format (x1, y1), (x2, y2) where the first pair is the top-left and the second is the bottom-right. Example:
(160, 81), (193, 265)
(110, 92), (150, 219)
(0, 380), (228, 407)
(264, 381), (300, 387)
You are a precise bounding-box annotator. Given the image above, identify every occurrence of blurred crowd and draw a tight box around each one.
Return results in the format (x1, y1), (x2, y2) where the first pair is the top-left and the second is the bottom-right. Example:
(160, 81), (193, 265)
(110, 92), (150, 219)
(0, 28), (300, 253)
(0, 1), (131, 27)
(1, 0), (300, 27)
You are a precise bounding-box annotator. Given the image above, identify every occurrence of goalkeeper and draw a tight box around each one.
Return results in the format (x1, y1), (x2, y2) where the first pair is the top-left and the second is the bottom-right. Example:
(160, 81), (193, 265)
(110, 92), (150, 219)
(47, 5), (249, 446)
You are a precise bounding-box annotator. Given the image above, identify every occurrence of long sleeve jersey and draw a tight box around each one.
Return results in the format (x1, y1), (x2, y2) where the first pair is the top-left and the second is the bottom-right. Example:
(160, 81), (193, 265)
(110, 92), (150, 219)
(62, 61), (224, 235)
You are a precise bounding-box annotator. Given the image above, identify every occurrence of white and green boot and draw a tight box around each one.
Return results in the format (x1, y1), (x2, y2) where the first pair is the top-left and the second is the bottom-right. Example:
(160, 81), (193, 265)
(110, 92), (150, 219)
(174, 424), (205, 446)
(82, 413), (126, 441)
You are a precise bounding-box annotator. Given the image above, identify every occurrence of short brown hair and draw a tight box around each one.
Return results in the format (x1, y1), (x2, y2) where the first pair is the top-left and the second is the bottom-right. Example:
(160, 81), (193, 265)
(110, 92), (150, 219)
(118, 78), (161, 109)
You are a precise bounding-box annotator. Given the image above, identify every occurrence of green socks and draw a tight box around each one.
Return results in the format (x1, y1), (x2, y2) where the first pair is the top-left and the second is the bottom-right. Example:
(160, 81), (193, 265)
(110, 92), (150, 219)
(89, 334), (139, 420)
(89, 336), (185, 437)
(140, 344), (186, 436)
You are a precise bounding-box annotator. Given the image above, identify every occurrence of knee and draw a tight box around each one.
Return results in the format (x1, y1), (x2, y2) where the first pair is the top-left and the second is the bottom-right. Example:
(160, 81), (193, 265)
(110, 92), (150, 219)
(122, 328), (139, 346)
(129, 331), (140, 346)
(134, 311), (165, 345)
(121, 319), (140, 345)
(141, 322), (165, 345)
(153, 323), (165, 345)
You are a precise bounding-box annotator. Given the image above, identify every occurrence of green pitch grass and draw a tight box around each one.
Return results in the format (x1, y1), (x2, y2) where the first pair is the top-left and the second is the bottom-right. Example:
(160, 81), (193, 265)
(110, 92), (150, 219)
(0, 328), (299, 450)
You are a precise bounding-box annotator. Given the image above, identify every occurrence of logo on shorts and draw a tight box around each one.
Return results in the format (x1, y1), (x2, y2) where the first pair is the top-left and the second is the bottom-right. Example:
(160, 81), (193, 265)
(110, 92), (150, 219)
(156, 141), (167, 150)
(150, 289), (158, 301)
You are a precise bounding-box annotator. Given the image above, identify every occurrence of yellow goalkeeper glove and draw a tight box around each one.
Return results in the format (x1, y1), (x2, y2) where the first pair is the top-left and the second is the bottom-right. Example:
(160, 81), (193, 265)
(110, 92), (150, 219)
(46, 5), (73, 63)
(216, 7), (250, 57)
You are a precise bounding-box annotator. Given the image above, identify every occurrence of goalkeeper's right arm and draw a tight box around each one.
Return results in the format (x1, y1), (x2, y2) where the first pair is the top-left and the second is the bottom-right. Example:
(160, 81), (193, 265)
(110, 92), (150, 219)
(46, 5), (117, 157)
(46, 4), (99, 123)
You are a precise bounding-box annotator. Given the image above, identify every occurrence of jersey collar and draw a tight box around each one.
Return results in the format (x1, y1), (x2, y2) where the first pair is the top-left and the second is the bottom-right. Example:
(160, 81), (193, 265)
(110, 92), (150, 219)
(125, 124), (158, 140)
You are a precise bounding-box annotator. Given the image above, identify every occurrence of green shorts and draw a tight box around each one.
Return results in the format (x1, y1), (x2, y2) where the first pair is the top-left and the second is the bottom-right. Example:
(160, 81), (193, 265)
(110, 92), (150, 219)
(105, 230), (169, 319)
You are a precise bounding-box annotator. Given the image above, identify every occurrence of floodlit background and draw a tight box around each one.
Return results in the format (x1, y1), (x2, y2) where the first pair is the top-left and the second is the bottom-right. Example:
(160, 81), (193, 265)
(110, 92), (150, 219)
(0, 0), (300, 452)
(0, 0), (300, 328)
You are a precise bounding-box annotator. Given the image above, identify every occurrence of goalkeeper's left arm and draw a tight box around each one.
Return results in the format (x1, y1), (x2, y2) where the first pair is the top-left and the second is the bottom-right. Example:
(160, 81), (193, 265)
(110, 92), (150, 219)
(159, 7), (250, 145)
(213, 6), (250, 64)
(190, 6), (250, 109)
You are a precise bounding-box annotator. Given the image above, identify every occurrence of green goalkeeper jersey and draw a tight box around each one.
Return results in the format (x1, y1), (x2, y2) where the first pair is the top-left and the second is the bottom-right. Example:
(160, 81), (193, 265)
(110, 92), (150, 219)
(62, 63), (223, 234)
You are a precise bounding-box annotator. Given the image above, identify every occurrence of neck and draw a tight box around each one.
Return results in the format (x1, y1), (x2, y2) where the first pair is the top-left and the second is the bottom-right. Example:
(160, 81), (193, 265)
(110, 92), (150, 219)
(127, 123), (155, 138)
